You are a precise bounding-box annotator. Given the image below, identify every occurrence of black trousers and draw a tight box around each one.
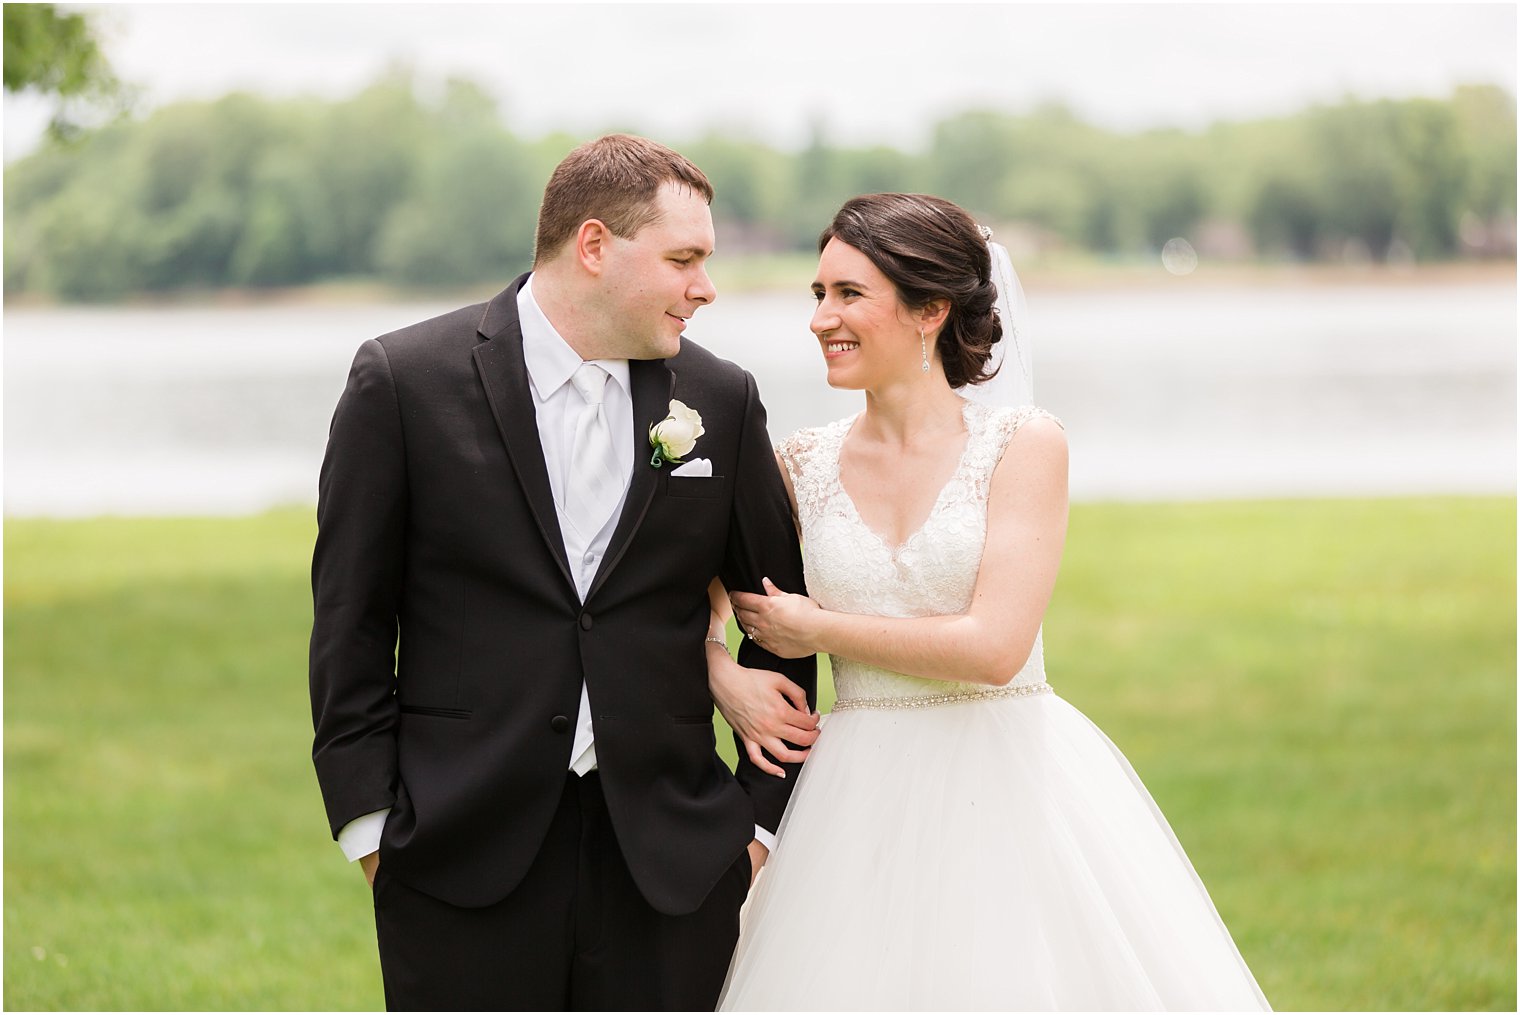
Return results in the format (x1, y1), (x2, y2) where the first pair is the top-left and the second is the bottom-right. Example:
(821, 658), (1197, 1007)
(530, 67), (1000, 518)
(372, 771), (751, 1011)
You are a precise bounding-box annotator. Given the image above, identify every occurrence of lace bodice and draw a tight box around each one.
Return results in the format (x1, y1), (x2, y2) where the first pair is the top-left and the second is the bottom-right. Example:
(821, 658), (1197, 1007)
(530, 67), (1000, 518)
(777, 399), (1061, 704)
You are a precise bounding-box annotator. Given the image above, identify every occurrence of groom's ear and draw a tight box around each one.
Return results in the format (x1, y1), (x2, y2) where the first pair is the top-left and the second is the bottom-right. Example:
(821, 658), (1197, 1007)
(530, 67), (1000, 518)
(575, 219), (611, 276)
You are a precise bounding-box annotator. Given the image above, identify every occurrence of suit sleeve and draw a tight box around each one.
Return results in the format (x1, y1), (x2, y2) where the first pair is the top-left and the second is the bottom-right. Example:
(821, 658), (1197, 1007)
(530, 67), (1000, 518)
(719, 370), (818, 834)
(309, 338), (407, 839)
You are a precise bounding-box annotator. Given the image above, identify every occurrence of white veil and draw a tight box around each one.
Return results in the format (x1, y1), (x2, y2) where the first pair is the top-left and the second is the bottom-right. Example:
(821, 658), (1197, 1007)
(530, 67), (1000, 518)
(955, 239), (1034, 410)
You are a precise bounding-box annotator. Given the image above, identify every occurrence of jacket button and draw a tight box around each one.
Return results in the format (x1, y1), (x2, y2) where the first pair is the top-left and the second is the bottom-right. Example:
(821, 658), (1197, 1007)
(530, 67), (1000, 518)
(579, 613), (593, 631)
(550, 715), (570, 733)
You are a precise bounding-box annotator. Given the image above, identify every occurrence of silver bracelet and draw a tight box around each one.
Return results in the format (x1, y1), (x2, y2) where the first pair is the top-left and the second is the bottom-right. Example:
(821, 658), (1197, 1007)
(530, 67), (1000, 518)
(705, 636), (730, 651)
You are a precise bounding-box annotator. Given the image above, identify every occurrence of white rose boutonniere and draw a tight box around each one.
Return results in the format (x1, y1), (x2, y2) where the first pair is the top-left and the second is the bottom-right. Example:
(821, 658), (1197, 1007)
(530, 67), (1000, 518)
(648, 399), (705, 468)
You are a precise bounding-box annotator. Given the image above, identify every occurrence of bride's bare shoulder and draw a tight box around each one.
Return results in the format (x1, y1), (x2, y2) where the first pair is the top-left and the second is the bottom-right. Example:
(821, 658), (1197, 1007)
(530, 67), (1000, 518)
(985, 405), (1065, 455)
(989, 408), (1068, 497)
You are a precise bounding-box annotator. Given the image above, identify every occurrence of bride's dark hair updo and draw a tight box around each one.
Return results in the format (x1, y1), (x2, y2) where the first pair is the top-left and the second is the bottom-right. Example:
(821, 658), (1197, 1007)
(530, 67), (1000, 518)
(819, 193), (1002, 388)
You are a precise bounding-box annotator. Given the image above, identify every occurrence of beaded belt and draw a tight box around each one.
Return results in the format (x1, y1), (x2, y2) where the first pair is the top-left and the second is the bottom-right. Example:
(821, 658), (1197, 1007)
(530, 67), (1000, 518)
(831, 681), (1052, 712)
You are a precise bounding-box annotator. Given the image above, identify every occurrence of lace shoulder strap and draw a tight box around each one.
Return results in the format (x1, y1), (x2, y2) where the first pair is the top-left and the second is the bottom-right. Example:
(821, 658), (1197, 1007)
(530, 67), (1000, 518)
(965, 403), (1064, 498)
(992, 404), (1063, 456)
(775, 417), (852, 526)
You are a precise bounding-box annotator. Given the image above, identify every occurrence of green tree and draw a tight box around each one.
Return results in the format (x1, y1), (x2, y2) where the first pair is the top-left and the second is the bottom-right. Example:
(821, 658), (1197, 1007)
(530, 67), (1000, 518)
(5, 77), (1513, 300)
(929, 110), (1021, 216)
(1000, 107), (1119, 245)
(1391, 99), (1467, 257)
(1450, 84), (1517, 243)
(124, 95), (282, 288)
(783, 120), (855, 248)
(684, 134), (793, 251)
(309, 72), (429, 276)
(229, 149), (333, 286)
(3, 3), (122, 138)
(1251, 177), (1321, 259)
(375, 129), (537, 286)
(837, 145), (922, 200)
(1123, 131), (1208, 249)
(1307, 100), (1403, 260)
(374, 79), (537, 285)
(28, 180), (150, 300)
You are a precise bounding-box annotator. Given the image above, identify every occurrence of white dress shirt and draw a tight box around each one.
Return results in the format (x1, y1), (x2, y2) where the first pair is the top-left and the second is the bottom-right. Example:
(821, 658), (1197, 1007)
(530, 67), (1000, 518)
(518, 276), (633, 775)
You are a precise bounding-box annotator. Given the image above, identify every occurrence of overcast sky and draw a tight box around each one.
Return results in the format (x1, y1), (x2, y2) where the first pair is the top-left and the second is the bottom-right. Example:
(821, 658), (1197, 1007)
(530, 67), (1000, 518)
(5, 2), (1515, 160)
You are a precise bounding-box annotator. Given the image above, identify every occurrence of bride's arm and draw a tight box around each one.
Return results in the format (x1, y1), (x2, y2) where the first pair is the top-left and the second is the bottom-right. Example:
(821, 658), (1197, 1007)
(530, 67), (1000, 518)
(703, 451), (817, 775)
(732, 417), (1068, 687)
(706, 580), (818, 777)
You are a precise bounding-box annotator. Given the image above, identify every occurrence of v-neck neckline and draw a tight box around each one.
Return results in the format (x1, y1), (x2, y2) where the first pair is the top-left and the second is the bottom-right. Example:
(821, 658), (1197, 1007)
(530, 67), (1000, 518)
(834, 399), (977, 557)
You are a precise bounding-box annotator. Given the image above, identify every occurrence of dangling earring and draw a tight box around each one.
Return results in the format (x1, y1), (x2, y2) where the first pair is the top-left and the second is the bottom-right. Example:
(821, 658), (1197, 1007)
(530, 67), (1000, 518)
(920, 329), (930, 374)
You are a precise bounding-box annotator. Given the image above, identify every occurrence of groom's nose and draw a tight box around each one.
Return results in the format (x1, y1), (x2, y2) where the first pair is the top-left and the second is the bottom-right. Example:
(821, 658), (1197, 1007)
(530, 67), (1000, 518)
(688, 266), (716, 306)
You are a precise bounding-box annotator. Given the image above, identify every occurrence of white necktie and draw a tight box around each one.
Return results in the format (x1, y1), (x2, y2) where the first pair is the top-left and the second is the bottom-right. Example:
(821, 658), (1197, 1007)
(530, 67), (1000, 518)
(565, 363), (624, 541)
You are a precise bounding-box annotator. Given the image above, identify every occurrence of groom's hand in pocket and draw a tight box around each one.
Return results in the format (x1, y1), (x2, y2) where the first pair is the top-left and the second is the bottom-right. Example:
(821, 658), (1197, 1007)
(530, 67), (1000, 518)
(746, 839), (769, 887)
(359, 851), (379, 887)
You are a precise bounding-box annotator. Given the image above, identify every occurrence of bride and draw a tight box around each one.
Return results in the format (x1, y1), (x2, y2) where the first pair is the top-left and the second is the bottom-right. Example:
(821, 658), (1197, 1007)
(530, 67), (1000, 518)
(707, 193), (1270, 1010)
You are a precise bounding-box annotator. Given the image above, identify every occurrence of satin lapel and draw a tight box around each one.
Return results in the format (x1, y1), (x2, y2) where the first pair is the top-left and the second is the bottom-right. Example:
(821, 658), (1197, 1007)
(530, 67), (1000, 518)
(587, 357), (675, 601)
(472, 285), (575, 592)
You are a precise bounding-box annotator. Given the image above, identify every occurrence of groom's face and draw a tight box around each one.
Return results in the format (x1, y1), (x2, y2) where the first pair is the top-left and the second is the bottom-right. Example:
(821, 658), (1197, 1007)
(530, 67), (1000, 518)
(599, 182), (718, 359)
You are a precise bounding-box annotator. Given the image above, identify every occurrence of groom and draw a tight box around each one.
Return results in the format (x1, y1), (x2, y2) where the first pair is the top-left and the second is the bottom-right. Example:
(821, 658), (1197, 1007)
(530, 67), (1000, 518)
(309, 134), (815, 1010)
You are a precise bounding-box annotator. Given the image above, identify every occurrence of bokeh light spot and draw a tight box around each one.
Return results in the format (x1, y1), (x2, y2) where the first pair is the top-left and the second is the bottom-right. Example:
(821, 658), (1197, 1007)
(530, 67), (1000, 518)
(1162, 237), (1198, 275)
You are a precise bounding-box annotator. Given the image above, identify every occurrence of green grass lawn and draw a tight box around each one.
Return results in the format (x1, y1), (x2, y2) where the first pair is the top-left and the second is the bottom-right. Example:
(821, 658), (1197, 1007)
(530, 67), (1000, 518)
(5, 498), (1514, 1010)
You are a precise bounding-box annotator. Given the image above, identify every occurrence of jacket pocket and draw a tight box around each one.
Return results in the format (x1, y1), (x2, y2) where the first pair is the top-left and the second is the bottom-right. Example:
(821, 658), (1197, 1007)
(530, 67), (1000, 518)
(664, 475), (725, 500)
(670, 712), (717, 725)
(398, 704), (474, 720)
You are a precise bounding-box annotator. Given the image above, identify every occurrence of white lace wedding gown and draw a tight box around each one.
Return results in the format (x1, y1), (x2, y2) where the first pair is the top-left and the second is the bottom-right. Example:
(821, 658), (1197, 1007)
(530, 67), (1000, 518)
(718, 401), (1270, 1011)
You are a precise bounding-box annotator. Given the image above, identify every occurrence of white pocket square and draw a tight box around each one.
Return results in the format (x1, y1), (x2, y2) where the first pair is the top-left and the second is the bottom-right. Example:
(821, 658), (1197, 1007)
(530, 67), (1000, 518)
(670, 458), (713, 477)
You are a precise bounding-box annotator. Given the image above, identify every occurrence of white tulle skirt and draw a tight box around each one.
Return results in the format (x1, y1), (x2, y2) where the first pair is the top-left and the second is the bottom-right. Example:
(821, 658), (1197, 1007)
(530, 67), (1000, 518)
(718, 689), (1271, 1011)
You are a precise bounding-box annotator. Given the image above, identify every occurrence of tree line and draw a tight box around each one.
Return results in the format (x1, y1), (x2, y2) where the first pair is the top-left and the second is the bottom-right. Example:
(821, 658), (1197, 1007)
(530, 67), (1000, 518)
(4, 73), (1514, 302)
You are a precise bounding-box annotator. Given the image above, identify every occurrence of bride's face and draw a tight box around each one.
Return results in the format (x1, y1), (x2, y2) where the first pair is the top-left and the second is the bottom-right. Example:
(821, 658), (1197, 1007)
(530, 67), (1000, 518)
(810, 238), (919, 390)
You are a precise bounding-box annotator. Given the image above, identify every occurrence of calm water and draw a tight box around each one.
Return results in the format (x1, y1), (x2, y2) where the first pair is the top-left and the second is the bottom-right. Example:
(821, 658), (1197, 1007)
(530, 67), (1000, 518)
(4, 279), (1514, 516)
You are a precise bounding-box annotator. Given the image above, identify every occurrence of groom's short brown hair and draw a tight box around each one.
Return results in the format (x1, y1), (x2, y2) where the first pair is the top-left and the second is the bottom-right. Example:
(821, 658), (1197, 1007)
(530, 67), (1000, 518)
(533, 134), (714, 265)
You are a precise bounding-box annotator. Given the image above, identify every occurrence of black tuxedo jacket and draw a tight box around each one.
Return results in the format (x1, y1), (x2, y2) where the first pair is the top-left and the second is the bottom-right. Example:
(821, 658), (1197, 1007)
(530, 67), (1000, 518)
(310, 274), (815, 915)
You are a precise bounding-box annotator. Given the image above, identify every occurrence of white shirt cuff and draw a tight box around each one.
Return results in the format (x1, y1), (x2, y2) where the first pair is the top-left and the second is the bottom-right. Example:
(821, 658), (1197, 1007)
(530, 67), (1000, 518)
(753, 824), (777, 852)
(337, 808), (389, 862)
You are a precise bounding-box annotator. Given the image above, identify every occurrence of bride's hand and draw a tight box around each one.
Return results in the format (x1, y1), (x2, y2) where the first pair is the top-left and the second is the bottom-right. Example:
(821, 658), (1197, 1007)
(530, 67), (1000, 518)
(730, 578), (822, 660)
(707, 645), (819, 778)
